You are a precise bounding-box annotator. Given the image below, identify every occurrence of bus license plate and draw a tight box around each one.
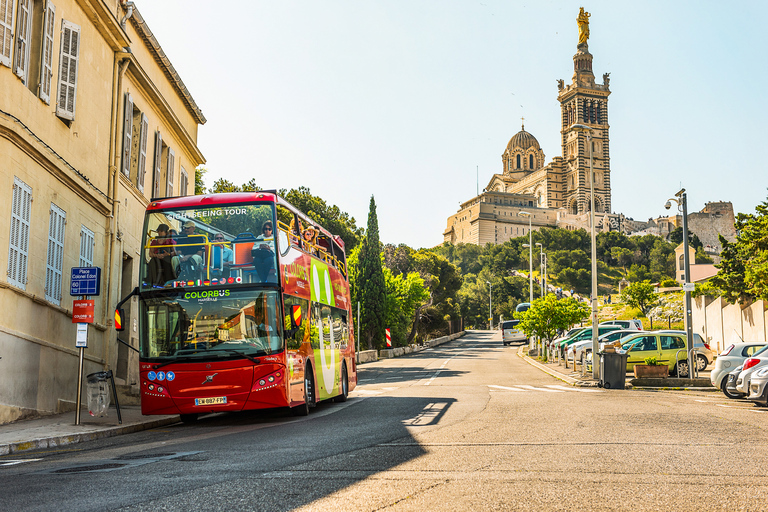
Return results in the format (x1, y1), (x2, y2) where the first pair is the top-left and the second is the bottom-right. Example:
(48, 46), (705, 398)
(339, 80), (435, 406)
(195, 396), (227, 406)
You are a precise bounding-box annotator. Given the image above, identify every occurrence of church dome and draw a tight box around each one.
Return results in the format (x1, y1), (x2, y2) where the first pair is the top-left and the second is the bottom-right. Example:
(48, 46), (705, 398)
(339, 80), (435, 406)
(507, 126), (541, 152)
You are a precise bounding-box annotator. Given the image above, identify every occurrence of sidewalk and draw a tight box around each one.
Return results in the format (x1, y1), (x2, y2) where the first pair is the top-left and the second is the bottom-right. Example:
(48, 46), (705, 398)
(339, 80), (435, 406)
(517, 345), (716, 391)
(0, 406), (179, 456)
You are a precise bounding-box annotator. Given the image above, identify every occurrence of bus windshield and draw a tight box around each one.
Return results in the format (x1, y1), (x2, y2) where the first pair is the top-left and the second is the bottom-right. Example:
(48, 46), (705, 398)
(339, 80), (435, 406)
(139, 288), (283, 362)
(141, 202), (277, 289)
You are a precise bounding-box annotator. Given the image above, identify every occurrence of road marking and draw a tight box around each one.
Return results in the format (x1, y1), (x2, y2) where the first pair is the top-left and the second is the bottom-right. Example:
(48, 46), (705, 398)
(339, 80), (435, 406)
(545, 385), (604, 393)
(1, 459), (41, 467)
(515, 384), (565, 393)
(488, 385), (526, 392)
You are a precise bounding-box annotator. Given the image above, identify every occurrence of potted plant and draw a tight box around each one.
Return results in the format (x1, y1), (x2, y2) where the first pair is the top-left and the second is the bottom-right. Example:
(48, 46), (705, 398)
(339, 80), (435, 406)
(633, 356), (669, 378)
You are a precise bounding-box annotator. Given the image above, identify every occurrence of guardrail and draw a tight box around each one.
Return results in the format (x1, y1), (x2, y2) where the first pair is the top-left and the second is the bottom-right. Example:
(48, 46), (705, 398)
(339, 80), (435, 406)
(356, 332), (466, 364)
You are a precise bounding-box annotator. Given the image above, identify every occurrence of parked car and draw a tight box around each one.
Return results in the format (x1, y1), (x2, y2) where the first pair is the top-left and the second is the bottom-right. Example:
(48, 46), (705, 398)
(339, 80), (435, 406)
(599, 319), (643, 331)
(555, 325), (623, 357)
(620, 332), (691, 376)
(569, 329), (641, 364)
(747, 366), (768, 405)
(723, 365), (744, 399)
(711, 342), (767, 394)
(735, 349), (768, 395)
(655, 330), (715, 371)
(501, 320), (527, 346)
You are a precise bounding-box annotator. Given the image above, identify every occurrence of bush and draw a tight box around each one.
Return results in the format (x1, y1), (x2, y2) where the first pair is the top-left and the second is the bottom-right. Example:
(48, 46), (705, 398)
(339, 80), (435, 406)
(644, 356), (659, 366)
(659, 279), (678, 288)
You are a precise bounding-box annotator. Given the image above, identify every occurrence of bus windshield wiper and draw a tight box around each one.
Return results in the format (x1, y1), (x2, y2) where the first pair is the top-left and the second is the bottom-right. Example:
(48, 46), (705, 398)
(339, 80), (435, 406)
(220, 349), (260, 364)
(153, 356), (202, 369)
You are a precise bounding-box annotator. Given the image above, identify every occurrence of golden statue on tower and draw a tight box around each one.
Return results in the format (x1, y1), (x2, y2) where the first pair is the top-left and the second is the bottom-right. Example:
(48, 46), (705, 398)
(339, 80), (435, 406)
(577, 7), (590, 45)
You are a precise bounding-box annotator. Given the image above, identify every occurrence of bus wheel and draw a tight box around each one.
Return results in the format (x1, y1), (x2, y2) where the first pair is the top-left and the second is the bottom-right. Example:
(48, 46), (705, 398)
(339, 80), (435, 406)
(333, 364), (349, 403)
(292, 364), (315, 416)
(180, 414), (198, 424)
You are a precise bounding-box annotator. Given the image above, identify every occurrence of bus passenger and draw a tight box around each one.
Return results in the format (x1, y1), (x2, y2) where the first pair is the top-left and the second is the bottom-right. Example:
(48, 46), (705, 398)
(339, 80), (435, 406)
(148, 223), (178, 285)
(210, 233), (233, 279)
(177, 221), (206, 279)
(252, 220), (277, 283)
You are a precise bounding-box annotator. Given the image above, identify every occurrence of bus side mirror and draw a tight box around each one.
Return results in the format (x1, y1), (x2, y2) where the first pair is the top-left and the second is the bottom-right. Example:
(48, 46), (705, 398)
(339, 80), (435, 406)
(115, 308), (125, 331)
(290, 304), (302, 329)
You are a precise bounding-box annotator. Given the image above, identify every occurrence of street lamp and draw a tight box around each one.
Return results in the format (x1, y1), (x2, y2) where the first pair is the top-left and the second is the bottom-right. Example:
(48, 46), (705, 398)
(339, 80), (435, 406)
(518, 211), (533, 303)
(535, 242), (544, 297)
(665, 188), (696, 379)
(571, 123), (599, 379)
(486, 280), (493, 330)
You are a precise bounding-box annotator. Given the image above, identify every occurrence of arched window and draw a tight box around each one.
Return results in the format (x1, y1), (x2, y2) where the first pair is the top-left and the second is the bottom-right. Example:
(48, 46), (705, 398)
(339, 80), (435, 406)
(516, 154), (521, 168)
(529, 154), (534, 168)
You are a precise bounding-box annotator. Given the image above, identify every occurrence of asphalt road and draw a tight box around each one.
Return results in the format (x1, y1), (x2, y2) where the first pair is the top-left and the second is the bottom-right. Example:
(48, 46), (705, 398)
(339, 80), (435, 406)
(3, 330), (768, 511)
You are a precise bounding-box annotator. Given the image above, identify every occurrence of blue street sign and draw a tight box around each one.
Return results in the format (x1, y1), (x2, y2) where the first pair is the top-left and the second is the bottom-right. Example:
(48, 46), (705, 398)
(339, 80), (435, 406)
(70, 267), (101, 296)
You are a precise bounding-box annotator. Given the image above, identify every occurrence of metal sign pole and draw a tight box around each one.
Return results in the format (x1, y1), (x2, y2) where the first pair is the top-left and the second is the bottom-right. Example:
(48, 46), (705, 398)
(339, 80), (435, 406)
(75, 345), (85, 425)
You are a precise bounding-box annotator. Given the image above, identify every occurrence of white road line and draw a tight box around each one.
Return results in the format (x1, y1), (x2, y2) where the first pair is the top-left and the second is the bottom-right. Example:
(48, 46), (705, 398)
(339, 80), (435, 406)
(515, 384), (565, 393)
(488, 385), (526, 392)
(545, 385), (604, 393)
(0, 459), (41, 466)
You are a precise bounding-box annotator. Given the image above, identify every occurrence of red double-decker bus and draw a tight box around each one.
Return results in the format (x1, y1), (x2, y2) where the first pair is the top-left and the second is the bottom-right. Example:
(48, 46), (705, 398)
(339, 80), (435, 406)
(115, 191), (356, 421)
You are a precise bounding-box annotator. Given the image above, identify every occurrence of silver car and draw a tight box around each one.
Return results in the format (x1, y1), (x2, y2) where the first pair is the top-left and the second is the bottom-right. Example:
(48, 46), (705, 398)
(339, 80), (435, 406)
(569, 329), (640, 363)
(502, 320), (527, 346)
(723, 365), (744, 399)
(747, 366), (768, 406)
(711, 342), (766, 393)
(735, 353), (768, 395)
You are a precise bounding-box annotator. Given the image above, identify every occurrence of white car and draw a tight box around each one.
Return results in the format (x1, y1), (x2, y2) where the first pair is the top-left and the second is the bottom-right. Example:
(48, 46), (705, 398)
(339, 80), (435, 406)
(735, 348), (768, 395)
(599, 319), (643, 331)
(569, 329), (640, 363)
(710, 342), (766, 392)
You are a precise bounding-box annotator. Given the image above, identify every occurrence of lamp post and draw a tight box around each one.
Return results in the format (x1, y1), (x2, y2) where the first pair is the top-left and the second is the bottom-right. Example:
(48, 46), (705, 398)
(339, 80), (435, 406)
(535, 242), (544, 297)
(665, 189), (696, 379)
(486, 280), (493, 330)
(571, 123), (599, 379)
(518, 211), (533, 303)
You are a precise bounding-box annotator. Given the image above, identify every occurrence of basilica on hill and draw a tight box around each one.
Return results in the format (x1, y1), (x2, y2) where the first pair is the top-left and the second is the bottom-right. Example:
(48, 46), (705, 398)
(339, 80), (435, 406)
(444, 8), (624, 246)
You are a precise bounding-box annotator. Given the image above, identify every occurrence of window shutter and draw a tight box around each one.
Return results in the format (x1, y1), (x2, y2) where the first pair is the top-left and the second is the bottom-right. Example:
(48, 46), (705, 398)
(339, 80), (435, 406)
(8, 177), (31, 290)
(13, 0), (30, 83)
(137, 113), (148, 191)
(38, 1), (55, 103)
(152, 131), (162, 198)
(166, 147), (175, 197)
(0, 0), (14, 68)
(179, 167), (188, 197)
(56, 20), (80, 121)
(121, 92), (133, 178)
(45, 203), (66, 304)
(79, 225), (94, 267)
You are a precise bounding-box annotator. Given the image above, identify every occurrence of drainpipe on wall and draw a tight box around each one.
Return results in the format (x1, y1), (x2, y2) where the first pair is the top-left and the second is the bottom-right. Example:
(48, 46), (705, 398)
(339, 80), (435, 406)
(103, 49), (132, 370)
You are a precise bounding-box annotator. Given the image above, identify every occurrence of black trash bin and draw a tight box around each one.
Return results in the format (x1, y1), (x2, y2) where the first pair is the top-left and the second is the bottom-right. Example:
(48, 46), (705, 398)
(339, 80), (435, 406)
(599, 352), (629, 389)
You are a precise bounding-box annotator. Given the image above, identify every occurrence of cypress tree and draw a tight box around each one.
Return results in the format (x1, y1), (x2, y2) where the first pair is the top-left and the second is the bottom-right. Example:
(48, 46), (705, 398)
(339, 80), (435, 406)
(359, 196), (387, 349)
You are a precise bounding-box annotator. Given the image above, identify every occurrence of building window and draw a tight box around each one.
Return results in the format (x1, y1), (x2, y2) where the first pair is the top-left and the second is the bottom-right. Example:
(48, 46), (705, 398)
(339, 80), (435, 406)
(56, 19), (80, 121)
(121, 93), (150, 192)
(13, 0), (32, 85)
(8, 177), (32, 290)
(45, 203), (66, 305)
(516, 154), (521, 168)
(179, 166), (188, 196)
(79, 225), (94, 267)
(529, 154), (534, 168)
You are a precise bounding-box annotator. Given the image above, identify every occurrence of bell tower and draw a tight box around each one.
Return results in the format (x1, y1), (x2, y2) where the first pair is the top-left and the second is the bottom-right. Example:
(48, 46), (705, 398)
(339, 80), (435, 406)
(557, 8), (611, 215)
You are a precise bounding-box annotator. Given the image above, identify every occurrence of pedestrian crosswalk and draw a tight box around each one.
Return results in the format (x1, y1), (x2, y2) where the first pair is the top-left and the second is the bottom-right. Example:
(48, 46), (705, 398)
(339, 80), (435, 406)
(488, 384), (604, 393)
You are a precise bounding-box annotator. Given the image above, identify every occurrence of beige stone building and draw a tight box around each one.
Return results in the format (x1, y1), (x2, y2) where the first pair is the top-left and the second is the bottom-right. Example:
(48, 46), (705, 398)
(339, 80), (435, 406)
(445, 15), (612, 245)
(1, 0), (205, 422)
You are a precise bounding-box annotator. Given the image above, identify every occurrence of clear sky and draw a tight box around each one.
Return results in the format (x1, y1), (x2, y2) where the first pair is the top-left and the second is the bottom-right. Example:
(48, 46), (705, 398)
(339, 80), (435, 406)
(137, 0), (768, 248)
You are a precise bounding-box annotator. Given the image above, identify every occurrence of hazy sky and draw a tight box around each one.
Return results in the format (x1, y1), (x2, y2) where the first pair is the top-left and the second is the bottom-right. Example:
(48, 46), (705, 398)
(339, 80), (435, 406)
(137, 1), (767, 248)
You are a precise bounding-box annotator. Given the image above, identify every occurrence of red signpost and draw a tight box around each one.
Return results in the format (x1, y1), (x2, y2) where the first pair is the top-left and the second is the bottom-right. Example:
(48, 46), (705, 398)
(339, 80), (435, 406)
(72, 300), (95, 323)
(386, 328), (391, 348)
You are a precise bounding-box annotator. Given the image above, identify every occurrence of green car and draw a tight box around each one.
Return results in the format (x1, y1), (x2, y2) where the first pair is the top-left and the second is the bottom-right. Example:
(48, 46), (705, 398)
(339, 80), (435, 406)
(620, 332), (690, 376)
(556, 325), (622, 356)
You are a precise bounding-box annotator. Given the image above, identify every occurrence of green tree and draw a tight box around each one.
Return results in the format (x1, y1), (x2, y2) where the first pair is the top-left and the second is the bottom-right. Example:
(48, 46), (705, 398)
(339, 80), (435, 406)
(626, 264), (651, 283)
(194, 166), (208, 195)
(669, 227), (703, 251)
(611, 246), (634, 272)
(516, 295), (589, 356)
(712, 193), (768, 303)
(358, 196), (387, 349)
(620, 281), (659, 317)
(382, 267), (429, 347)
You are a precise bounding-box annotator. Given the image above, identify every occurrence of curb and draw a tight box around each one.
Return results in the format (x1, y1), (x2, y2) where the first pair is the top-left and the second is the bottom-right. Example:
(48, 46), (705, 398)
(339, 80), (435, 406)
(516, 346), (599, 387)
(0, 415), (180, 456)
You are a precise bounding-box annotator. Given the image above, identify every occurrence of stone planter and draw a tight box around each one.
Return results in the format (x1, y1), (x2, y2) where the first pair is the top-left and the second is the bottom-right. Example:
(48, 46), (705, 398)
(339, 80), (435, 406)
(633, 364), (668, 379)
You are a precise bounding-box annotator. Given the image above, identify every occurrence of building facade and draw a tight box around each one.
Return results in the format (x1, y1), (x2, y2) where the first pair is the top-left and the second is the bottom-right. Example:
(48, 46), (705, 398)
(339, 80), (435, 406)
(445, 9), (612, 244)
(1, 0), (205, 423)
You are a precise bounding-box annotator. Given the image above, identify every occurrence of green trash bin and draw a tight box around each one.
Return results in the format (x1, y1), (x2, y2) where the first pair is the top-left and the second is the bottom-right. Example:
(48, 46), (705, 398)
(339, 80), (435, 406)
(599, 352), (628, 389)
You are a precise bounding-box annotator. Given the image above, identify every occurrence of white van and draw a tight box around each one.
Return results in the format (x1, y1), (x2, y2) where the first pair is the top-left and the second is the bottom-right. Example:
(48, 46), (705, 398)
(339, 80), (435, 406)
(502, 320), (527, 345)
